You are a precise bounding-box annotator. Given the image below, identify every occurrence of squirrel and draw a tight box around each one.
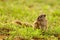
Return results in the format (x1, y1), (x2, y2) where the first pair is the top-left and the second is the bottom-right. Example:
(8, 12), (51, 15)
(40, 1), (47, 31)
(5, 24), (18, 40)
(33, 14), (47, 30)
(13, 14), (47, 30)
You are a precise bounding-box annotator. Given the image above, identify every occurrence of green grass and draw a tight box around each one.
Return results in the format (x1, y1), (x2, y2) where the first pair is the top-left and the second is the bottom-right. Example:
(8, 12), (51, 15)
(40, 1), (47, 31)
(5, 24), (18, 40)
(0, 0), (60, 40)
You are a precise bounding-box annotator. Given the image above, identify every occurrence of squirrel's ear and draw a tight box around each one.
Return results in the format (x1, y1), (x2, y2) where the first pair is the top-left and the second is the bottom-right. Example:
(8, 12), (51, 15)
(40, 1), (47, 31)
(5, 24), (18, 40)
(44, 14), (46, 17)
(40, 14), (46, 17)
(37, 16), (41, 20)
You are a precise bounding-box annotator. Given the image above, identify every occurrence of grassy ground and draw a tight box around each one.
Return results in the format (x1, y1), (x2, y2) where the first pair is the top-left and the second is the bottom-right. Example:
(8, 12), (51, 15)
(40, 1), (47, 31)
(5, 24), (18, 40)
(0, 0), (60, 40)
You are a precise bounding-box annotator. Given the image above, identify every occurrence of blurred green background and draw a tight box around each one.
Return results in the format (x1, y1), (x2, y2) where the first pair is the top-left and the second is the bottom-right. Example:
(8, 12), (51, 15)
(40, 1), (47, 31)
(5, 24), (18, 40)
(0, 0), (60, 40)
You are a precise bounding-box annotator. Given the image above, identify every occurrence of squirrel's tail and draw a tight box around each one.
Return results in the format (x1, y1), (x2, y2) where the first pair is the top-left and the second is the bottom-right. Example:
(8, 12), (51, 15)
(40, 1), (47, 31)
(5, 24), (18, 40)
(13, 20), (33, 27)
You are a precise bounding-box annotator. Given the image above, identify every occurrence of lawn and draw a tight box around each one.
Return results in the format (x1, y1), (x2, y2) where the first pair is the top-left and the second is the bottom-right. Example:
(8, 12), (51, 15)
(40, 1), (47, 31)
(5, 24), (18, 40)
(0, 0), (60, 40)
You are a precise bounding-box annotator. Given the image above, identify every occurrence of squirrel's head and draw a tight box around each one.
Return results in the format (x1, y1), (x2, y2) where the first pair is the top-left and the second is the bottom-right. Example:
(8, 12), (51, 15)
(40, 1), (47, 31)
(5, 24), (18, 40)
(37, 14), (46, 21)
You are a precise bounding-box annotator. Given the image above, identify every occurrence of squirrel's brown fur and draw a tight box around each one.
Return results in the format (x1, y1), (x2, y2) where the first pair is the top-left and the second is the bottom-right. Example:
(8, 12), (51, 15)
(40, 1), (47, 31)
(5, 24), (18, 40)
(13, 20), (32, 27)
(34, 14), (47, 30)
(13, 14), (47, 30)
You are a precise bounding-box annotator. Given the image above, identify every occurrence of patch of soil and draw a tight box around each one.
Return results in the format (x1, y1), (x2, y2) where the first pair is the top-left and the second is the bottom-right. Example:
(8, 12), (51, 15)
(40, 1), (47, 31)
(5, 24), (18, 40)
(13, 36), (27, 40)
(0, 34), (8, 40)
